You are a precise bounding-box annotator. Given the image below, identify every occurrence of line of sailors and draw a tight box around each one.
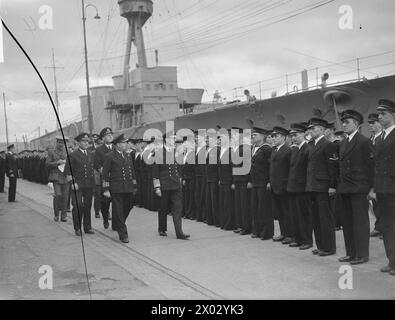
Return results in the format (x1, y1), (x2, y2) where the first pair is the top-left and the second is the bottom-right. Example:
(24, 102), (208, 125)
(2, 99), (394, 275)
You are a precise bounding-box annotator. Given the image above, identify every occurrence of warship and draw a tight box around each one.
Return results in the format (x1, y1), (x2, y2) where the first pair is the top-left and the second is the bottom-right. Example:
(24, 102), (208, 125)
(30, 0), (395, 149)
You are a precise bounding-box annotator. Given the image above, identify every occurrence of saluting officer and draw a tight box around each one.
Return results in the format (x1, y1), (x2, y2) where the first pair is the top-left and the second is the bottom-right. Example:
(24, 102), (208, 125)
(94, 127), (114, 229)
(337, 110), (374, 265)
(249, 127), (273, 240)
(64, 133), (95, 236)
(370, 99), (395, 275)
(287, 123), (313, 249)
(5, 144), (18, 202)
(102, 134), (137, 243)
(0, 151), (6, 193)
(152, 135), (190, 240)
(367, 113), (383, 238)
(306, 118), (338, 257)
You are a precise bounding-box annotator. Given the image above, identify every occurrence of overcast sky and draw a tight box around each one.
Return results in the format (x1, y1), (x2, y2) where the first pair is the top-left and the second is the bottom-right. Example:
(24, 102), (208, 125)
(1, 0), (395, 142)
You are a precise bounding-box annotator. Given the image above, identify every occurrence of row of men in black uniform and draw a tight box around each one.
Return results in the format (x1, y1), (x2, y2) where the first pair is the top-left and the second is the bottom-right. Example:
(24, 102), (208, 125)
(126, 100), (395, 275)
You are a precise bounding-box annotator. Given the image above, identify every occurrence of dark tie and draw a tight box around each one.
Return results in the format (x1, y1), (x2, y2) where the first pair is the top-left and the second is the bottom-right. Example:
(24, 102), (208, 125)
(381, 131), (386, 142)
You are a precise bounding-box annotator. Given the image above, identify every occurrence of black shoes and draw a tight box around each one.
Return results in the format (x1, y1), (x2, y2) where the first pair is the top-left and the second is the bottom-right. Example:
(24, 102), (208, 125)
(318, 250), (335, 257)
(159, 231), (167, 237)
(289, 242), (301, 248)
(75, 230), (81, 236)
(350, 257), (369, 265)
(54, 216), (59, 222)
(273, 235), (285, 242)
(312, 249), (320, 255)
(299, 244), (312, 250)
(177, 234), (190, 240)
(240, 230), (251, 235)
(85, 229), (95, 235)
(233, 228), (242, 234)
(103, 222), (109, 229)
(339, 256), (353, 262)
(60, 215), (67, 222)
(120, 237), (129, 243)
(281, 237), (293, 245)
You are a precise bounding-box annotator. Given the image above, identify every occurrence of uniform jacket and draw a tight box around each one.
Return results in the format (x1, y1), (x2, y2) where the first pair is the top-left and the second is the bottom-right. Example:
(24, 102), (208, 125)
(94, 144), (113, 171)
(337, 132), (374, 194)
(219, 148), (233, 184)
(152, 147), (182, 191)
(249, 144), (272, 187)
(232, 144), (251, 183)
(64, 149), (95, 189)
(5, 152), (18, 178)
(206, 147), (219, 183)
(0, 154), (6, 176)
(102, 150), (137, 194)
(195, 147), (207, 177)
(287, 142), (310, 193)
(269, 144), (291, 195)
(46, 147), (68, 184)
(182, 150), (196, 180)
(306, 137), (338, 192)
(374, 128), (395, 194)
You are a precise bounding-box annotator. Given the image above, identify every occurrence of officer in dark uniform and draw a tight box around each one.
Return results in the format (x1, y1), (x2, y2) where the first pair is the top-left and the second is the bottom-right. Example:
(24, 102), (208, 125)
(205, 131), (220, 226)
(5, 144), (18, 202)
(232, 127), (252, 235)
(64, 133), (95, 236)
(94, 127), (114, 229)
(367, 113), (383, 238)
(269, 127), (293, 244)
(287, 123), (313, 249)
(306, 118), (338, 256)
(102, 134), (137, 243)
(249, 127), (273, 240)
(182, 135), (196, 220)
(218, 128), (234, 230)
(194, 132), (207, 222)
(88, 134), (102, 219)
(152, 135), (190, 240)
(370, 99), (395, 275)
(0, 151), (6, 193)
(133, 139), (145, 208)
(337, 110), (374, 265)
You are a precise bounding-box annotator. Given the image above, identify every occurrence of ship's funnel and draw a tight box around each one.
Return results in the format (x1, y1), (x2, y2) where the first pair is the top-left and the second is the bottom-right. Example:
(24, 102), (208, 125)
(118, 0), (153, 88)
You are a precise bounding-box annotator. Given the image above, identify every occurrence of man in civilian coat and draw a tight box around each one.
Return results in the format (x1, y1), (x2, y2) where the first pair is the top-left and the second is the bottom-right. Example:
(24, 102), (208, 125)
(337, 110), (374, 265)
(249, 127), (273, 240)
(152, 135), (190, 240)
(306, 118), (338, 256)
(367, 113), (383, 238)
(0, 151), (6, 193)
(369, 99), (395, 275)
(269, 127), (293, 244)
(218, 128), (235, 230)
(287, 123), (313, 250)
(94, 127), (114, 229)
(5, 144), (18, 202)
(64, 133), (95, 236)
(102, 134), (137, 243)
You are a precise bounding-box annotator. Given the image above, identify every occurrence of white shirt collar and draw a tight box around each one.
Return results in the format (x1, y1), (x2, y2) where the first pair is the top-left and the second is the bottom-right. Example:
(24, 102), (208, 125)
(298, 140), (306, 149)
(79, 148), (87, 154)
(374, 131), (383, 140)
(347, 130), (358, 142)
(314, 135), (325, 144)
(276, 143), (285, 151)
(384, 125), (395, 138)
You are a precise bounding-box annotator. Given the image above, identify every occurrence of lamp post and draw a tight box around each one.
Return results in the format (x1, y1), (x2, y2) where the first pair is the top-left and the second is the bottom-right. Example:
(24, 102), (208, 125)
(81, 0), (100, 134)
